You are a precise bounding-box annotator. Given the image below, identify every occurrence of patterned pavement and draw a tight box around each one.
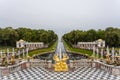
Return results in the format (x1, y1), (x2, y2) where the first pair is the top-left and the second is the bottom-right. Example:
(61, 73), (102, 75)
(1, 67), (120, 80)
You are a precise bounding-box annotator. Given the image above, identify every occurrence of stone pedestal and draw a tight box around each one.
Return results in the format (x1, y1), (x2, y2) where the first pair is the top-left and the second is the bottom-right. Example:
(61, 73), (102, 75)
(47, 60), (52, 68)
(26, 62), (30, 68)
(92, 62), (96, 67)
(112, 68), (120, 75)
(0, 67), (9, 76)
(21, 62), (27, 69)
(69, 60), (74, 68)
(95, 62), (101, 69)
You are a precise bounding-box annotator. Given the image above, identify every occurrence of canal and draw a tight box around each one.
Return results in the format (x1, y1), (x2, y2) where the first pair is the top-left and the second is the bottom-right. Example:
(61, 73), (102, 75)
(35, 37), (88, 61)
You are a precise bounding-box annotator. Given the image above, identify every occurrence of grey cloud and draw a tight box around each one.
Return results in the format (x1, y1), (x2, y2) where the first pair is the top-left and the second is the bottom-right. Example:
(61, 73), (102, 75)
(0, 0), (120, 36)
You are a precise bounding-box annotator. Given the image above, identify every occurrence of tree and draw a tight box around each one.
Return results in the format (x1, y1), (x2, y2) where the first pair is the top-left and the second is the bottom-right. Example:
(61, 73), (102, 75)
(16, 27), (33, 42)
(1, 27), (19, 46)
(63, 27), (120, 47)
(86, 29), (97, 42)
(40, 31), (49, 44)
(105, 27), (120, 47)
(96, 29), (105, 40)
(0, 27), (57, 47)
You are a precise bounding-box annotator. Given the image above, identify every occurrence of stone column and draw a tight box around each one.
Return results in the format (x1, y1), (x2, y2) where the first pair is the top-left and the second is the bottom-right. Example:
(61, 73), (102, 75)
(7, 49), (9, 64)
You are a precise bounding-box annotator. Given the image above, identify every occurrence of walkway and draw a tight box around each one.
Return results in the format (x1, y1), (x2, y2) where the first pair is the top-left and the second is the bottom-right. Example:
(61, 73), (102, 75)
(2, 67), (120, 80)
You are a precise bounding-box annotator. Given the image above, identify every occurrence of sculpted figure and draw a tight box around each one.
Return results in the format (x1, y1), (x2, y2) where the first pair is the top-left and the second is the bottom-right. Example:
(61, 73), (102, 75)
(106, 53), (110, 64)
(53, 54), (69, 72)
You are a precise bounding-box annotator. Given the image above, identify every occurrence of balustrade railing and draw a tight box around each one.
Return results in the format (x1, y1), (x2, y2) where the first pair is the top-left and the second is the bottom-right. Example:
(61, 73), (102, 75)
(69, 59), (120, 75)
(1, 59), (120, 76)
(69, 59), (92, 69)
(30, 59), (52, 68)
(30, 59), (47, 67)
(92, 61), (113, 73)
(0, 61), (27, 76)
(0, 59), (53, 76)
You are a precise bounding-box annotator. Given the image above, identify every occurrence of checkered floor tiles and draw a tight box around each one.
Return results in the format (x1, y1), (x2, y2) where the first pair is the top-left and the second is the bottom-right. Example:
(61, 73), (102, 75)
(1, 67), (120, 80)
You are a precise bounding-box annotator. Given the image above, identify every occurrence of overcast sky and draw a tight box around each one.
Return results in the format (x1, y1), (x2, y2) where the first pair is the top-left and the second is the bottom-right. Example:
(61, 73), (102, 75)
(0, 0), (120, 36)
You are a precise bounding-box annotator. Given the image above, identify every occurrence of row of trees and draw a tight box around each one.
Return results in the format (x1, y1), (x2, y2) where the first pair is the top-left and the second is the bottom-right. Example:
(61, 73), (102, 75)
(0, 27), (58, 47)
(63, 27), (120, 47)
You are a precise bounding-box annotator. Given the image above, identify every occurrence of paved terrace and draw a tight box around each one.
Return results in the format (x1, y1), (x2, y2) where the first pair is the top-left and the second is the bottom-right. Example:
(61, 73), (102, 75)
(1, 66), (120, 80)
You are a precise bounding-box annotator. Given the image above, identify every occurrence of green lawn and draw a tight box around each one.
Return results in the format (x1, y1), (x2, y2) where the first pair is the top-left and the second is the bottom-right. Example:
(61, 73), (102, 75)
(63, 40), (95, 58)
(28, 41), (58, 57)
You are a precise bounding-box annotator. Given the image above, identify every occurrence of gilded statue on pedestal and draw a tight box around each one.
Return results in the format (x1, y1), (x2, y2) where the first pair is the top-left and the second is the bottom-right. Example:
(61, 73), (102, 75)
(106, 53), (110, 64)
(53, 54), (69, 72)
(10, 54), (15, 65)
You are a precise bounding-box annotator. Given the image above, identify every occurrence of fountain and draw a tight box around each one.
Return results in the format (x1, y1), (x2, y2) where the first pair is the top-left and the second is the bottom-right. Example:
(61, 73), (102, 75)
(0, 48), (29, 66)
(26, 48), (31, 62)
(111, 47), (115, 63)
(18, 50), (22, 62)
(104, 46), (120, 66)
(100, 48), (103, 59)
(59, 48), (62, 60)
(53, 48), (69, 72)
(106, 46), (111, 64)
(96, 47), (99, 59)
(7, 49), (9, 64)
(0, 50), (2, 61)
(23, 49), (25, 59)
(10, 48), (15, 65)
(91, 46), (95, 60)
(119, 49), (120, 56)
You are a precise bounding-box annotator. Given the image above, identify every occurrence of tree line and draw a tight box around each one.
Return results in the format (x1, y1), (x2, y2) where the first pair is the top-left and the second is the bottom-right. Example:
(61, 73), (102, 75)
(63, 27), (120, 47)
(0, 27), (58, 47)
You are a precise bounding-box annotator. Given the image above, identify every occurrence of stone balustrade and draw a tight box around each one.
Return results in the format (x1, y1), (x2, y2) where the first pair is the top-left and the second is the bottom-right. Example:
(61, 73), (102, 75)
(29, 59), (53, 69)
(69, 59), (92, 69)
(92, 61), (113, 72)
(69, 59), (120, 75)
(0, 61), (27, 76)
(30, 59), (47, 67)
(92, 61), (120, 75)
(1, 59), (120, 76)
(0, 59), (53, 76)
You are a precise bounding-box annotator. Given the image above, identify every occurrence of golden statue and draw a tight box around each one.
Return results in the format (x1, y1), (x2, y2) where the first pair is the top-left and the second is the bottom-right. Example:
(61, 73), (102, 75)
(61, 54), (69, 71)
(10, 54), (15, 65)
(106, 53), (110, 64)
(53, 54), (69, 72)
(27, 56), (31, 62)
